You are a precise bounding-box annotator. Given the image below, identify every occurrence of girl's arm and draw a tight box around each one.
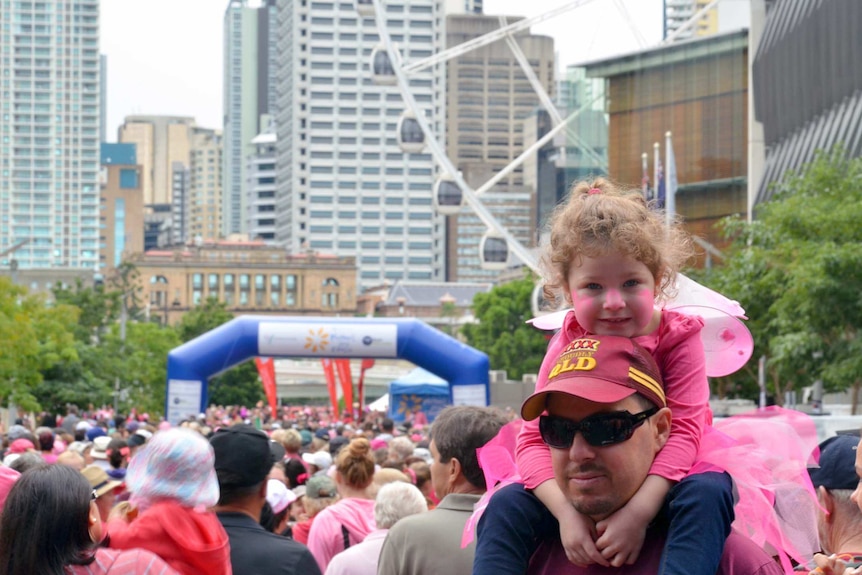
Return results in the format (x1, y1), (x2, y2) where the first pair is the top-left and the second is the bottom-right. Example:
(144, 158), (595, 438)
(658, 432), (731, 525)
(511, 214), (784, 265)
(516, 328), (568, 488)
(649, 321), (710, 481)
(515, 323), (609, 567)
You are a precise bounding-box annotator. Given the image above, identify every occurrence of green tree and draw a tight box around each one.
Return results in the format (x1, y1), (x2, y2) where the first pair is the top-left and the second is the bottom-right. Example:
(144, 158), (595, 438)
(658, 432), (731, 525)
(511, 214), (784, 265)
(699, 148), (862, 409)
(52, 278), (119, 342)
(174, 298), (264, 407)
(462, 276), (548, 380)
(0, 278), (79, 410)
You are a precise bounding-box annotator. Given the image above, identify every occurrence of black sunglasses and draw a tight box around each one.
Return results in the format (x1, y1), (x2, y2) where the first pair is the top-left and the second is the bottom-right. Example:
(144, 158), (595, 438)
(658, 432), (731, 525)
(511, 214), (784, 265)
(539, 407), (659, 448)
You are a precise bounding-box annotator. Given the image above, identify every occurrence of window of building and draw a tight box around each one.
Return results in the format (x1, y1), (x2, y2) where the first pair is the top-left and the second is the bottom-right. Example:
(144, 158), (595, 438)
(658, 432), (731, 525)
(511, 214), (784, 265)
(270, 275), (281, 307)
(224, 273), (235, 306)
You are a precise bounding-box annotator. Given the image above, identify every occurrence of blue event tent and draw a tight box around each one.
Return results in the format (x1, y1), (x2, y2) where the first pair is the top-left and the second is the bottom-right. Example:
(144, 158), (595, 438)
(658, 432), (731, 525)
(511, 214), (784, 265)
(388, 368), (450, 424)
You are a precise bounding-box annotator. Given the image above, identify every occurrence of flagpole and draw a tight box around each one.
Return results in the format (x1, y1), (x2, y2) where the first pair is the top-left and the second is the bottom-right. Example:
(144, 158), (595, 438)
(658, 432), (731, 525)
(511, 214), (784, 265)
(665, 131), (676, 229)
(653, 141), (660, 205)
(641, 152), (649, 200)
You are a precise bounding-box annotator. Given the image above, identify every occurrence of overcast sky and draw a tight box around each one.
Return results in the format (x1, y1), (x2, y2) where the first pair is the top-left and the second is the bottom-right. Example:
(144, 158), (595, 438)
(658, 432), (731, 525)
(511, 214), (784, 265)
(101, 0), (663, 141)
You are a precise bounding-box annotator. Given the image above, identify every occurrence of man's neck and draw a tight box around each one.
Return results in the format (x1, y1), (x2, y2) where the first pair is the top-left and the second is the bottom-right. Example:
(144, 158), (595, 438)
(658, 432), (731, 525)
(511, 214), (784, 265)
(445, 478), (484, 497)
(829, 529), (862, 556)
(214, 500), (262, 523)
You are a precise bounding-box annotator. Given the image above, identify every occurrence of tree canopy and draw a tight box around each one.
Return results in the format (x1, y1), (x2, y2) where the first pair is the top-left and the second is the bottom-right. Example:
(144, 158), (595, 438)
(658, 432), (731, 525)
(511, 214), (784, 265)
(698, 148), (862, 409)
(462, 276), (549, 380)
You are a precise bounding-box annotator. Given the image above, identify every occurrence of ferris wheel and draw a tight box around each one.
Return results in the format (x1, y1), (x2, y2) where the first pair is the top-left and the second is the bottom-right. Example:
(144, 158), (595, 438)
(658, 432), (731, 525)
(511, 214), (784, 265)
(354, 0), (728, 278)
(352, 0), (645, 275)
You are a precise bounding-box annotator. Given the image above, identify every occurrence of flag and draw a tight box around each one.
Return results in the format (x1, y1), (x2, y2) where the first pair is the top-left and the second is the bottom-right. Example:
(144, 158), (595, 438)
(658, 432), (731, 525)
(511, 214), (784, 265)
(254, 357), (278, 415)
(357, 358), (375, 417)
(321, 358), (339, 417)
(334, 359), (353, 420)
(665, 131), (678, 228)
(655, 157), (665, 210)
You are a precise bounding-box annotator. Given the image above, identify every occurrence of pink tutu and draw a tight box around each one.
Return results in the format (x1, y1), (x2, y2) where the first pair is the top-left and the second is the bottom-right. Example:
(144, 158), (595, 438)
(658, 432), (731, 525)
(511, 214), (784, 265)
(691, 406), (822, 572)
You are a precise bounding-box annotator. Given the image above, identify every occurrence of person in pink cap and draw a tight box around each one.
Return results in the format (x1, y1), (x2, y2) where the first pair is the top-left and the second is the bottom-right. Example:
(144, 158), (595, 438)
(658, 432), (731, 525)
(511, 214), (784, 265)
(106, 428), (230, 575)
(512, 335), (781, 575)
(474, 178), (733, 575)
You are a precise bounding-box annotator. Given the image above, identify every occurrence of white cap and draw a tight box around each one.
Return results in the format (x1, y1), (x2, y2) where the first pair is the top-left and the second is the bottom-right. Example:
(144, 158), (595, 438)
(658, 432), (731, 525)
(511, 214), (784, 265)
(266, 479), (297, 514)
(302, 450), (333, 470)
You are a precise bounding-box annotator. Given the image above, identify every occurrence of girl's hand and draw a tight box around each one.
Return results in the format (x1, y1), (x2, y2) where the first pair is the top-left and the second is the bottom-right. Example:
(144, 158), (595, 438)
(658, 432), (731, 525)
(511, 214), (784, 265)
(595, 502), (650, 567)
(559, 509), (610, 567)
(810, 553), (862, 575)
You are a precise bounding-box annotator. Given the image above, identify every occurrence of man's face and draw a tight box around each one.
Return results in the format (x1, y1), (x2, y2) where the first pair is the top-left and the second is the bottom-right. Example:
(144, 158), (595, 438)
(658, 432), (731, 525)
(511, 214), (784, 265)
(547, 393), (666, 521)
(429, 439), (448, 501)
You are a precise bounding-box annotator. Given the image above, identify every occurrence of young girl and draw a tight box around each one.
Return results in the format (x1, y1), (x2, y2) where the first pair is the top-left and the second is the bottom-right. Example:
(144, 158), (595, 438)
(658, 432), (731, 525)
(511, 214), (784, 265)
(106, 428), (231, 575)
(473, 177), (734, 575)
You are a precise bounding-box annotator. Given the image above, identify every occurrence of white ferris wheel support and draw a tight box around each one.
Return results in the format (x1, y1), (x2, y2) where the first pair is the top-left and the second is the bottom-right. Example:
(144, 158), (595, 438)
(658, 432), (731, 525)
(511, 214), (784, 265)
(496, 14), (607, 171)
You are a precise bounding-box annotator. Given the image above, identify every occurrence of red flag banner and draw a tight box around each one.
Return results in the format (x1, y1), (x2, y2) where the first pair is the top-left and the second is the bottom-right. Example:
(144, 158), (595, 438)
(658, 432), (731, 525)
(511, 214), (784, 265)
(357, 358), (375, 416)
(321, 358), (339, 417)
(334, 359), (353, 420)
(255, 357), (278, 415)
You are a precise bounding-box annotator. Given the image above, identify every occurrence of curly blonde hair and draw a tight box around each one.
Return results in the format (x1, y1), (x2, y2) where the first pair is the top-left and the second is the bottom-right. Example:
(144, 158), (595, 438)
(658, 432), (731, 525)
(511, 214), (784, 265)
(335, 437), (375, 490)
(542, 177), (693, 305)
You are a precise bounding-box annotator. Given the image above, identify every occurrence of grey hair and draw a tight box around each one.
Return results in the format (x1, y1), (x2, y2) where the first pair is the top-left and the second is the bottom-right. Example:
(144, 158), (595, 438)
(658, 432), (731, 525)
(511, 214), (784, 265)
(373, 482), (427, 529)
(388, 436), (415, 461)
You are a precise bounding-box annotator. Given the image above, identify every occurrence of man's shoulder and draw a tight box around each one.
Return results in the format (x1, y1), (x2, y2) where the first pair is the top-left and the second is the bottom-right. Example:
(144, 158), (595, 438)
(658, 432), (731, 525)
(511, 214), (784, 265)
(719, 533), (783, 574)
(218, 512), (311, 554)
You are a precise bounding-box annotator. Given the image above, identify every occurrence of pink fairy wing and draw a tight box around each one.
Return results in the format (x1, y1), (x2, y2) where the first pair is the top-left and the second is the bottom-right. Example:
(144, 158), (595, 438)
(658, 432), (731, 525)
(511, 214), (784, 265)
(668, 273), (747, 319)
(526, 308), (570, 330)
(668, 305), (754, 377)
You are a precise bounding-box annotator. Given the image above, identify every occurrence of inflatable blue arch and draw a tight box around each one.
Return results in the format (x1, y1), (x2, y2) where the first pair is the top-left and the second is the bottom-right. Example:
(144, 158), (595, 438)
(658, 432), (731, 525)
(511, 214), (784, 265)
(165, 316), (490, 424)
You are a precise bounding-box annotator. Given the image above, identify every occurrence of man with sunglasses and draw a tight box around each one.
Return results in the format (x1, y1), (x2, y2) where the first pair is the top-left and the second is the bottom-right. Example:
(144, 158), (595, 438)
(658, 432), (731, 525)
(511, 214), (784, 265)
(517, 335), (782, 574)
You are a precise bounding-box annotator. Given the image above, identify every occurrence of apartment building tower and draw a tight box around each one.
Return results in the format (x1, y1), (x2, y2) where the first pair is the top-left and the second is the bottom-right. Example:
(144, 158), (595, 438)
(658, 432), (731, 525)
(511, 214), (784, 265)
(444, 14), (554, 282)
(0, 0), (101, 270)
(189, 127), (223, 242)
(275, 0), (446, 290)
(223, 0), (277, 236)
(117, 115), (195, 208)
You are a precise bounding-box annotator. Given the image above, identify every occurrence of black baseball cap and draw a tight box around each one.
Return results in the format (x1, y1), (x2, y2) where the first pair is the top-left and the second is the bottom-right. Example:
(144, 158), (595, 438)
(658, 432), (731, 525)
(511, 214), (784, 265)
(210, 424), (275, 487)
(808, 434), (860, 491)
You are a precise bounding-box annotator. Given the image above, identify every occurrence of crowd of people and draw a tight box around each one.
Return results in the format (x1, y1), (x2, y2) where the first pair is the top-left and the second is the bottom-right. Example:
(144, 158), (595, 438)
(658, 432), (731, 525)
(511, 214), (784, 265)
(0, 178), (858, 574)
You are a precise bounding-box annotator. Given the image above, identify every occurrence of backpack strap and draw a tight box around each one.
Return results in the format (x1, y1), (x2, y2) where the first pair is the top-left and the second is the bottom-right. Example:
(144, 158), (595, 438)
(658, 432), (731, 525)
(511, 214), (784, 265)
(341, 524), (351, 550)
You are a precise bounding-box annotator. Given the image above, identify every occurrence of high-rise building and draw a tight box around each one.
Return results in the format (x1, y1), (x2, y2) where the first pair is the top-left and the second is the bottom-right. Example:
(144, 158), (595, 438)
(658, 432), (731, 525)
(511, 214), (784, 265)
(171, 161), (190, 245)
(444, 0), (482, 14)
(246, 128), (277, 241)
(99, 143), (143, 275)
(444, 14), (554, 282)
(189, 127), (223, 242)
(0, 0), (101, 271)
(223, 0), (278, 237)
(275, 0), (446, 291)
(665, 0), (750, 41)
(117, 115), (195, 208)
(100, 54), (108, 143)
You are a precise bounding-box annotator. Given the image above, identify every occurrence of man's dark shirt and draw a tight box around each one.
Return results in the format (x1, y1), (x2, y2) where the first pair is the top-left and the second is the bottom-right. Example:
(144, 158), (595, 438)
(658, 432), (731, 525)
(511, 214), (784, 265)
(217, 511), (322, 575)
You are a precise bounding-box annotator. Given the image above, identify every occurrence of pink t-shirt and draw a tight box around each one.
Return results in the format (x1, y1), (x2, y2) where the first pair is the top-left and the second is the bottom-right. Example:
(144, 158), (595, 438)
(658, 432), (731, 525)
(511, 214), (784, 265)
(516, 309), (711, 489)
(65, 547), (178, 575)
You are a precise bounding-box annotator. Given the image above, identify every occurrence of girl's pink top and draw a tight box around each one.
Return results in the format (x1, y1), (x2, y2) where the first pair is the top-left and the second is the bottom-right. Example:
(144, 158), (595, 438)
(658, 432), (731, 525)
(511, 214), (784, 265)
(516, 308), (710, 488)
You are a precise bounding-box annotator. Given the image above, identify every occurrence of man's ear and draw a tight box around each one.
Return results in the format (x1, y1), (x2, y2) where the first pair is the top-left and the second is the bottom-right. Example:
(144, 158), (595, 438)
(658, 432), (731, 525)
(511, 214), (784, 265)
(447, 457), (461, 490)
(652, 407), (672, 452)
(818, 486), (835, 521)
(258, 480), (268, 498)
